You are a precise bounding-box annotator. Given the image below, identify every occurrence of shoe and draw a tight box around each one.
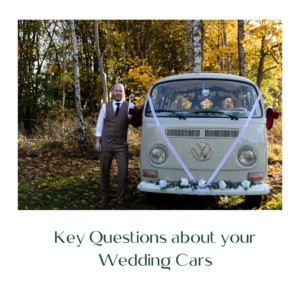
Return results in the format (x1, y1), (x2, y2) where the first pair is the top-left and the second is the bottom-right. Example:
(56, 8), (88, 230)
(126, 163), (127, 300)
(99, 199), (109, 209)
(116, 200), (126, 207)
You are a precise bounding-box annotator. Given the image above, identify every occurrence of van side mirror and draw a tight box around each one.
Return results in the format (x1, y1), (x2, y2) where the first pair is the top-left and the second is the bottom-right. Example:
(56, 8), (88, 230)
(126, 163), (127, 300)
(266, 105), (273, 112)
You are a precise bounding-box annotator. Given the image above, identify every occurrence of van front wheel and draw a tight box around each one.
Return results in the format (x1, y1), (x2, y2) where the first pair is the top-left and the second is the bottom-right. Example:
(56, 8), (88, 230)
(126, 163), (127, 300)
(146, 192), (161, 203)
(243, 195), (262, 209)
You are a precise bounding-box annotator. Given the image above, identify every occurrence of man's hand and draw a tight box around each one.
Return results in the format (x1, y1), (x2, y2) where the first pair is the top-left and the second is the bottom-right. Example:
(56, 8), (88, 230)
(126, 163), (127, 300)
(95, 137), (102, 152)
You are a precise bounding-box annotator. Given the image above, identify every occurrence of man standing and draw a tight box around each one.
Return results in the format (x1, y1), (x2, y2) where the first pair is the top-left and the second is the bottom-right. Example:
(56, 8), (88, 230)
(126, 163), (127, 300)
(95, 84), (135, 205)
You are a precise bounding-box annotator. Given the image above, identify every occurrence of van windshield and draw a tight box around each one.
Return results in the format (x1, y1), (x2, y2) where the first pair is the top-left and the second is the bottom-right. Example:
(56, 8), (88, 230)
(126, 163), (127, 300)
(146, 79), (262, 118)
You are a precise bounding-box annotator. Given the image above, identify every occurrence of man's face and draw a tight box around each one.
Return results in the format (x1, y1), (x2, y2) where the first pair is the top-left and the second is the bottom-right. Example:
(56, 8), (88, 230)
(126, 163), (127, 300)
(111, 85), (124, 102)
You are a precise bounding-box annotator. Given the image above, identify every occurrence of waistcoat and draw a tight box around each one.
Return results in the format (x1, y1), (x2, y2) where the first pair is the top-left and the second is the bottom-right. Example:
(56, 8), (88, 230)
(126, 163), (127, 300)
(102, 101), (129, 144)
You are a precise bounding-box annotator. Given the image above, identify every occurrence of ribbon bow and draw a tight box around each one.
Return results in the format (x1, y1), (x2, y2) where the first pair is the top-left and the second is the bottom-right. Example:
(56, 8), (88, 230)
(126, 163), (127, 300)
(266, 108), (280, 130)
(129, 106), (144, 128)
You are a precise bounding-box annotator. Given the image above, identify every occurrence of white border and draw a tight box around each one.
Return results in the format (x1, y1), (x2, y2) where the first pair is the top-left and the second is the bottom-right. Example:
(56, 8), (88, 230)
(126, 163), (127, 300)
(1, 1), (298, 299)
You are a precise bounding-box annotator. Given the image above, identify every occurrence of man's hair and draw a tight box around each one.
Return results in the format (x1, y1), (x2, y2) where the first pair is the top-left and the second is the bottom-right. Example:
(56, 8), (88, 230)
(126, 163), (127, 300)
(113, 83), (125, 91)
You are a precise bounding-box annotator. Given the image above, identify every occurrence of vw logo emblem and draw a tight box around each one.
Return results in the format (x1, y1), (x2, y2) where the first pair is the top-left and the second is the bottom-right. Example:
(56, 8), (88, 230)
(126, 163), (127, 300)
(192, 141), (213, 161)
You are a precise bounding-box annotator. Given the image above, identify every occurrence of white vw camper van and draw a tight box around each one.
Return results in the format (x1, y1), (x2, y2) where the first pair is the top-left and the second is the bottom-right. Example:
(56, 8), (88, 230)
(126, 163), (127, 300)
(137, 72), (270, 208)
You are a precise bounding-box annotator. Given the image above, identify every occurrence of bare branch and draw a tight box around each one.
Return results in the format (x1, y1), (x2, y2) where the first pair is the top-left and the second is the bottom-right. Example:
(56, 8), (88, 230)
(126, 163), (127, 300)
(44, 20), (61, 71)
(268, 49), (280, 65)
(36, 21), (56, 74)
(262, 66), (277, 75)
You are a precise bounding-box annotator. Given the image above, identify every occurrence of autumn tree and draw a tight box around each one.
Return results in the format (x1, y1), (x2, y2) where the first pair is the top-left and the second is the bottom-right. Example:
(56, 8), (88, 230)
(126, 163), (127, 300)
(192, 20), (201, 72)
(94, 20), (110, 104)
(70, 20), (86, 152)
(124, 57), (162, 104)
(61, 20), (66, 130)
(219, 20), (224, 71)
(187, 20), (194, 71)
(200, 20), (205, 71)
(252, 20), (282, 89)
(18, 20), (52, 129)
(238, 20), (246, 77)
(222, 20), (231, 72)
(18, 19), (283, 131)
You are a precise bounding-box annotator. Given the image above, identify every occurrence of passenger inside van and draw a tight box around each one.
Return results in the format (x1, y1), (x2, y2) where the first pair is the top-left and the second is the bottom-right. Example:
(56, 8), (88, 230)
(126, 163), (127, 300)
(153, 86), (253, 112)
(169, 94), (182, 109)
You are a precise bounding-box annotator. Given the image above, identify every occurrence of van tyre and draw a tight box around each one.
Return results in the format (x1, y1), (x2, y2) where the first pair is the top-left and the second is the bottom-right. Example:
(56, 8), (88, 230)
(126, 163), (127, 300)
(146, 192), (161, 203)
(243, 195), (262, 209)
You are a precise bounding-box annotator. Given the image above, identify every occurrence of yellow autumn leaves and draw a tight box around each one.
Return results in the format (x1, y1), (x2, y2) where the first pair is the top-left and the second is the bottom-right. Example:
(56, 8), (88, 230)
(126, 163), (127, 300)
(120, 57), (163, 105)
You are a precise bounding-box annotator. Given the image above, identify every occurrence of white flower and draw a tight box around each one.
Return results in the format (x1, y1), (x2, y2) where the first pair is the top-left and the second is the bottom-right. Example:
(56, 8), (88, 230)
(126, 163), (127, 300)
(180, 178), (189, 186)
(159, 180), (167, 188)
(202, 89), (210, 96)
(198, 179), (206, 189)
(241, 180), (251, 189)
(219, 181), (227, 190)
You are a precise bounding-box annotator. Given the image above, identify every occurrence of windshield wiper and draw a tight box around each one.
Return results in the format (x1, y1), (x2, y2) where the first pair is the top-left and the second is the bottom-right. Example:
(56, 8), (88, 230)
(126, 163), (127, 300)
(191, 110), (239, 120)
(153, 110), (186, 120)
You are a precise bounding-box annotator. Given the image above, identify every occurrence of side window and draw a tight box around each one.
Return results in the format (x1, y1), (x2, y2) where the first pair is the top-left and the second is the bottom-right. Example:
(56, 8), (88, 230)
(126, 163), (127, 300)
(243, 94), (249, 110)
(251, 89), (261, 117)
(247, 92), (253, 110)
(150, 88), (164, 110)
(150, 88), (158, 108)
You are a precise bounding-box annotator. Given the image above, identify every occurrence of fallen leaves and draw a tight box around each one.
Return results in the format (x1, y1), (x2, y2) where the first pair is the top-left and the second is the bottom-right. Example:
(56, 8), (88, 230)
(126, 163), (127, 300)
(18, 138), (282, 210)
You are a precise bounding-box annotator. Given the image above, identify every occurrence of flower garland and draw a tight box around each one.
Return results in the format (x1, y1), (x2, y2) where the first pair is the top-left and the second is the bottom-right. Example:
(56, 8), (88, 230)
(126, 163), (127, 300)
(145, 178), (256, 192)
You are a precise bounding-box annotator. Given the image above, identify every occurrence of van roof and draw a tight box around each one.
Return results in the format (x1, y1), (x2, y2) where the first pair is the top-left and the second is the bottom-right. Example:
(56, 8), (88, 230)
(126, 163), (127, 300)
(154, 73), (255, 85)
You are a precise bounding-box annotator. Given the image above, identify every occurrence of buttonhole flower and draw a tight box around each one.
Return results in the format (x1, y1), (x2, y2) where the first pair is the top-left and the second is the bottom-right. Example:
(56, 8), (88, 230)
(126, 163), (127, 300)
(198, 180), (206, 189)
(180, 178), (189, 186)
(219, 181), (227, 190)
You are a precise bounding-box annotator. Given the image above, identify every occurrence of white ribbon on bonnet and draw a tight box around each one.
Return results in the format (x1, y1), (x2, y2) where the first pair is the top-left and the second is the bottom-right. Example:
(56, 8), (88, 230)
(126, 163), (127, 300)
(147, 90), (261, 196)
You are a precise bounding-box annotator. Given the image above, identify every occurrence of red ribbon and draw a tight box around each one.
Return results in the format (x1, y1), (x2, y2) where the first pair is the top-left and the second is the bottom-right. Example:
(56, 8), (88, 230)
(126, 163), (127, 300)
(266, 108), (280, 130)
(129, 107), (143, 128)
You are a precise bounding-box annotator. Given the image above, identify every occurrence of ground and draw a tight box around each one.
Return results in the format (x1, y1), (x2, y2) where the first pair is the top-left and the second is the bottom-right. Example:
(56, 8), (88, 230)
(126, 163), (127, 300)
(18, 118), (282, 210)
(18, 144), (282, 211)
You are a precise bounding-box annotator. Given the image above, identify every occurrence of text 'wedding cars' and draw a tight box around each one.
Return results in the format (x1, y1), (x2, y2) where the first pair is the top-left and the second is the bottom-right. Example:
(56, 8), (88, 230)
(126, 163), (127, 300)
(137, 72), (271, 208)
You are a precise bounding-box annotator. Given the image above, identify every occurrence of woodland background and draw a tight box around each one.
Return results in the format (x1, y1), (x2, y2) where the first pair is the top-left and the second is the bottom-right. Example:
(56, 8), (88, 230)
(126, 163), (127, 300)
(18, 20), (282, 210)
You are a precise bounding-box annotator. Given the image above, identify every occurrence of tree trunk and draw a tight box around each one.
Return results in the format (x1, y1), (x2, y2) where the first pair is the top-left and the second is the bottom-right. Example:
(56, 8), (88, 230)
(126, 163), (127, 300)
(192, 20), (201, 72)
(222, 20), (231, 72)
(257, 35), (266, 89)
(238, 20), (246, 77)
(125, 20), (129, 53)
(62, 21), (66, 132)
(94, 20), (110, 104)
(219, 21), (224, 71)
(70, 20), (86, 153)
(217, 21), (220, 68)
(187, 20), (194, 71)
(142, 20), (151, 60)
(200, 20), (205, 71)
(133, 21), (143, 59)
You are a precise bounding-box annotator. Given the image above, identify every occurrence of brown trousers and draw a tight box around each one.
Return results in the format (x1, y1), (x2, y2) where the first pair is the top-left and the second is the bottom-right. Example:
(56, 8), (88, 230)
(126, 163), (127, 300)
(100, 139), (128, 202)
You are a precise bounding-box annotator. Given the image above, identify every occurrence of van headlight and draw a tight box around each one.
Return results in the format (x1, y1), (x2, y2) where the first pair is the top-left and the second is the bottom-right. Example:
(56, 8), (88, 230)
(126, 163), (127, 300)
(238, 148), (257, 166)
(149, 145), (168, 164)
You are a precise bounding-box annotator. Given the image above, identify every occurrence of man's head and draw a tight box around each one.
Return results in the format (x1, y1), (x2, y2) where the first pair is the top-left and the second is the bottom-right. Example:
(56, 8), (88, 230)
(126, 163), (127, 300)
(111, 84), (125, 102)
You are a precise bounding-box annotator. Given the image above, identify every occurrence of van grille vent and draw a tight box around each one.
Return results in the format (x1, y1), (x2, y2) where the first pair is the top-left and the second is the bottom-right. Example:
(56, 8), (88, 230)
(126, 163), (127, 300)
(205, 130), (239, 137)
(166, 129), (200, 137)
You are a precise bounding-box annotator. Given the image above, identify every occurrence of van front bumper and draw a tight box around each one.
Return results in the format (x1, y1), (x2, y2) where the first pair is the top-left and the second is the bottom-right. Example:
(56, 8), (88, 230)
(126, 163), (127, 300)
(137, 182), (271, 196)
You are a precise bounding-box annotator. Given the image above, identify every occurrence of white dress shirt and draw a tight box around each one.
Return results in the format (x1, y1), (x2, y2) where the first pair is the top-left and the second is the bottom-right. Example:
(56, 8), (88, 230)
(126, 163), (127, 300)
(95, 100), (135, 137)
